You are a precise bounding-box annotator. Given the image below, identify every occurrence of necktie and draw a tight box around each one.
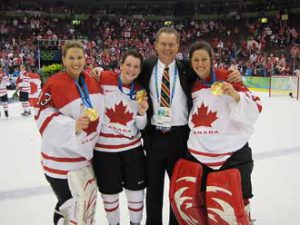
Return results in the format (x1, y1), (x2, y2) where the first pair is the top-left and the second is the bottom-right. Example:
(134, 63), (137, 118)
(160, 66), (170, 107)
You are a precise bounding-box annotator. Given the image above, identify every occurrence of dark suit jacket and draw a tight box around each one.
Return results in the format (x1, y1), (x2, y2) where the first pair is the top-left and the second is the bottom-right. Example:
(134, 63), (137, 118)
(137, 56), (196, 149)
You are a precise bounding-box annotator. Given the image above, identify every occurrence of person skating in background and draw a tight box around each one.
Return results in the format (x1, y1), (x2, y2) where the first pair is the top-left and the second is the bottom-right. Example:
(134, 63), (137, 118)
(16, 64), (31, 116)
(0, 65), (9, 118)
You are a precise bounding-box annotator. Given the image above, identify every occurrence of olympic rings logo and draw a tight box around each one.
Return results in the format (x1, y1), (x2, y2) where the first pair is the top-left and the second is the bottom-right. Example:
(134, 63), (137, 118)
(40, 51), (56, 61)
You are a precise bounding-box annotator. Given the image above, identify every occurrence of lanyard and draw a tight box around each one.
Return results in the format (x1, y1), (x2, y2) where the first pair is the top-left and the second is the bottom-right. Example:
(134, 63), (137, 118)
(75, 75), (93, 108)
(118, 74), (135, 100)
(154, 63), (178, 105)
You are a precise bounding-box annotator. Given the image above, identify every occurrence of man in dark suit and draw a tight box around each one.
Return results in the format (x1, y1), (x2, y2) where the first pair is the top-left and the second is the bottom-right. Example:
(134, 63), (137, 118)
(138, 27), (195, 225)
(138, 27), (242, 225)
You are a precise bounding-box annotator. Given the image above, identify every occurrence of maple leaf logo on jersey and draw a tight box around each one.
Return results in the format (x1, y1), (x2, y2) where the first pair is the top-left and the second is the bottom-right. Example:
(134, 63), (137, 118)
(105, 100), (133, 126)
(191, 103), (218, 128)
(83, 118), (99, 136)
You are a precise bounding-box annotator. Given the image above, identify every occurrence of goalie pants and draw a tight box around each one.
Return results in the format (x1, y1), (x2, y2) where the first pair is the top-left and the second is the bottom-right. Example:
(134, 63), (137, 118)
(186, 143), (254, 199)
(45, 175), (72, 225)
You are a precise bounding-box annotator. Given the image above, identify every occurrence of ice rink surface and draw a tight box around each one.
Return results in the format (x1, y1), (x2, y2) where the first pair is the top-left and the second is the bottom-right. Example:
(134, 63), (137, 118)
(1, 91), (300, 225)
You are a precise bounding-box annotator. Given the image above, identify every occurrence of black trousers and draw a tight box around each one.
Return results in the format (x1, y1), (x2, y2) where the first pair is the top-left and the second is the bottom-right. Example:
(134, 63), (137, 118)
(145, 125), (189, 225)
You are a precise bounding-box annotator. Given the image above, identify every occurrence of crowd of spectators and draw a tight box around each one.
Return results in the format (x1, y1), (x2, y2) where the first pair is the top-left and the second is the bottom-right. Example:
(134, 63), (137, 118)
(0, 2), (300, 80)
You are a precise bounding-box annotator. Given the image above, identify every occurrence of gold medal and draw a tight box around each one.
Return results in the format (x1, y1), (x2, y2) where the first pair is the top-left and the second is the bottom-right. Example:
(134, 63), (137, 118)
(136, 89), (147, 103)
(84, 108), (99, 121)
(211, 81), (224, 96)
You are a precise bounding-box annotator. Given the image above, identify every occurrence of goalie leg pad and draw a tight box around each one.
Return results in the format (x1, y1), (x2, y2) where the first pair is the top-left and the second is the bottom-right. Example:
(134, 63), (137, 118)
(206, 168), (250, 225)
(67, 165), (98, 225)
(169, 158), (208, 225)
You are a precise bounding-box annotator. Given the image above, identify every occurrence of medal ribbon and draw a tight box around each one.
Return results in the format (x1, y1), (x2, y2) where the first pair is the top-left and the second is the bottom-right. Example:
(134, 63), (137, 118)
(75, 75), (93, 108)
(199, 67), (217, 86)
(118, 74), (135, 100)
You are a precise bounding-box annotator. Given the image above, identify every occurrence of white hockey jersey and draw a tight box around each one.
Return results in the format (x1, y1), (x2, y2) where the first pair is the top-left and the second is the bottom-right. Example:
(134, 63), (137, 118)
(188, 69), (262, 170)
(16, 70), (31, 93)
(0, 71), (9, 97)
(35, 71), (105, 179)
(94, 71), (147, 153)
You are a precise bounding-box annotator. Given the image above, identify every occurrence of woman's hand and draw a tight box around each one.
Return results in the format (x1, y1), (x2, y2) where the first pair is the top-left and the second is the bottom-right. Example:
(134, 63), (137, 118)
(222, 82), (240, 102)
(75, 115), (90, 134)
(137, 97), (149, 116)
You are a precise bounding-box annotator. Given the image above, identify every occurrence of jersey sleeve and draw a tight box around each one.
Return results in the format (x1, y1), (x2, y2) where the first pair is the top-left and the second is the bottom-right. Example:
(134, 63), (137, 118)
(34, 81), (83, 151)
(135, 113), (147, 130)
(229, 85), (262, 125)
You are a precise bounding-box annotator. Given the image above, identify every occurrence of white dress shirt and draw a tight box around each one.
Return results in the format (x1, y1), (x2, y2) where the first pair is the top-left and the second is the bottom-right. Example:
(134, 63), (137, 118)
(149, 59), (188, 126)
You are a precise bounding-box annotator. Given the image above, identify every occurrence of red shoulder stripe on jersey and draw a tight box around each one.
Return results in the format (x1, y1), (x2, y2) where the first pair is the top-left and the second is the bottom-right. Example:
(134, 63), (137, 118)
(100, 71), (118, 86)
(95, 138), (141, 149)
(189, 148), (232, 157)
(192, 80), (209, 93)
(41, 152), (86, 162)
(214, 68), (230, 81)
(83, 72), (103, 94)
(47, 72), (102, 109)
(43, 165), (69, 175)
(39, 112), (60, 135)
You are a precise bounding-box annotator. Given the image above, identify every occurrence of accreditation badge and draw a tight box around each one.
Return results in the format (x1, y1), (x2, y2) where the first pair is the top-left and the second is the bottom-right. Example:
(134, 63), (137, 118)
(155, 107), (171, 131)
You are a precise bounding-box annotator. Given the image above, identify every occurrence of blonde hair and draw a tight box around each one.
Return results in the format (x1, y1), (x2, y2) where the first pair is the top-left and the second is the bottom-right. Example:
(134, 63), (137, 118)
(61, 40), (84, 57)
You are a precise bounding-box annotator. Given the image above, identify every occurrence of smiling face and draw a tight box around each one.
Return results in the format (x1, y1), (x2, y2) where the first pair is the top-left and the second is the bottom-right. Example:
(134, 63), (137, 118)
(155, 32), (179, 66)
(62, 47), (85, 80)
(189, 41), (214, 80)
(191, 49), (211, 80)
(120, 55), (142, 85)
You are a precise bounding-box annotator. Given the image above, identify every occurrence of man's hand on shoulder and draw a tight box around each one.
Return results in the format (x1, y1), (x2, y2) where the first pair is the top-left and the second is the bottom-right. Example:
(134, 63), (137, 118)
(227, 69), (242, 83)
